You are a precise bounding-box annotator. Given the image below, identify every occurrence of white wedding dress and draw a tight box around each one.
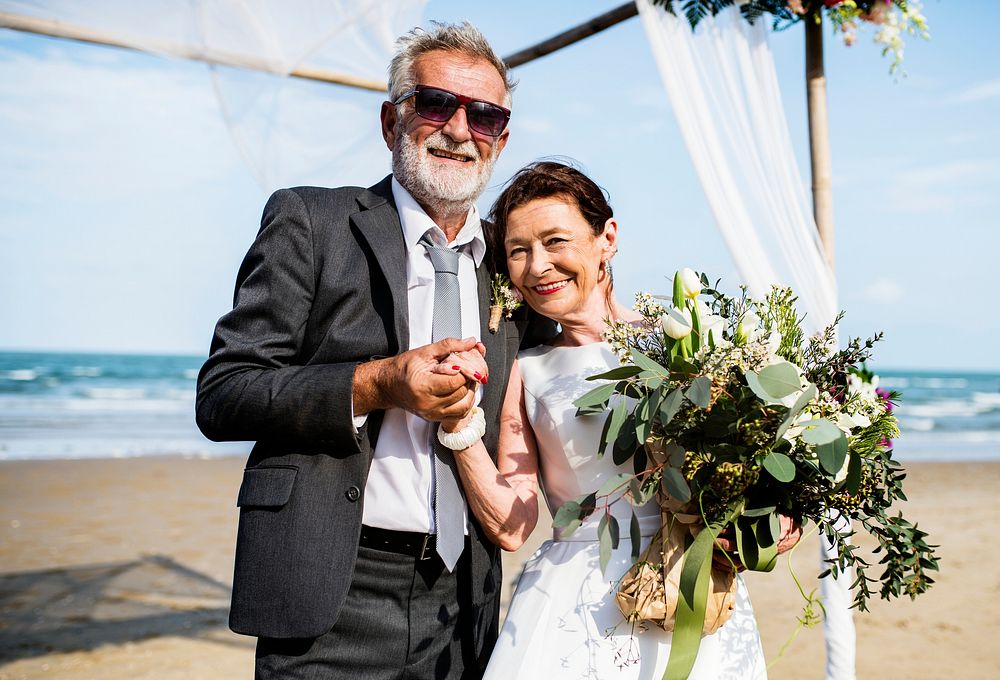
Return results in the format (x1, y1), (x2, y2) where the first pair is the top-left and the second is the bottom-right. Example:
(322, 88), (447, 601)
(484, 342), (767, 679)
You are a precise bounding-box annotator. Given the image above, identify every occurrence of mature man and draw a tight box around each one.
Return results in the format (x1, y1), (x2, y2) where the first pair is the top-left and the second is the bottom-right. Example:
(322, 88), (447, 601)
(197, 22), (531, 679)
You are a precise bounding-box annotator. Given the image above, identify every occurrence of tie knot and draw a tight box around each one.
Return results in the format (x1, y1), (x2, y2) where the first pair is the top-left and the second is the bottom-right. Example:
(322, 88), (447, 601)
(420, 235), (461, 276)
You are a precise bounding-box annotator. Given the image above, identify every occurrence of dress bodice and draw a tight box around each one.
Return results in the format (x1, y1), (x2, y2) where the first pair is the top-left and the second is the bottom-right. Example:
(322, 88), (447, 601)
(517, 342), (660, 535)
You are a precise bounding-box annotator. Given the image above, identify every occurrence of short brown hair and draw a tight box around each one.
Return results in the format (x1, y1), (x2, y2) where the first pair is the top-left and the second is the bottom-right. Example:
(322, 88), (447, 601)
(487, 160), (613, 271)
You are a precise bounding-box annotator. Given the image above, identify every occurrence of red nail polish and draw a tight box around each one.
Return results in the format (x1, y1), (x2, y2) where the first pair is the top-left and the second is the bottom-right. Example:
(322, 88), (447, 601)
(473, 372), (483, 381)
(482, 375), (489, 385)
(452, 365), (461, 371)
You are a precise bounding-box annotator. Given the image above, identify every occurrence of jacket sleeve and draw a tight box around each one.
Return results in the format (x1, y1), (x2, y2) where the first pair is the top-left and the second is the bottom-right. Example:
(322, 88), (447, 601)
(195, 188), (362, 453)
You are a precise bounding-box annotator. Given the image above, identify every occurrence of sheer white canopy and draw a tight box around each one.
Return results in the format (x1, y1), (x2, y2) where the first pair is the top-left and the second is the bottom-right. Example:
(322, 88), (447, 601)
(0, 0), (425, 190)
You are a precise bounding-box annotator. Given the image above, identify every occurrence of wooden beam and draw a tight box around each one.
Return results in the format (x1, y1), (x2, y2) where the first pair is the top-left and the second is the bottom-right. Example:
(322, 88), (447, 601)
(805, 13), (835, 268)
(503, 2), (639, 68)
(0, 11), (387, 91)
(1, 4), (642, 91)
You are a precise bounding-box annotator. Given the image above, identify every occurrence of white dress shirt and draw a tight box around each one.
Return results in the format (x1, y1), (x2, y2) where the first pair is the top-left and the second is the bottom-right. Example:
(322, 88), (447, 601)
(360, 176), (485, 533)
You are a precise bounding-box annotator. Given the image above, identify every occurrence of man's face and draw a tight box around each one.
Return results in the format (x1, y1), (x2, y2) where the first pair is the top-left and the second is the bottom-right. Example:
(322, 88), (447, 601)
(382, 50), (510, 212)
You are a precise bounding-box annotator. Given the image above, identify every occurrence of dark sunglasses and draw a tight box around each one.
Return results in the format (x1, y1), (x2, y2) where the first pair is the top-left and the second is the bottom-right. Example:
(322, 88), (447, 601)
(393, 85), (510, 138)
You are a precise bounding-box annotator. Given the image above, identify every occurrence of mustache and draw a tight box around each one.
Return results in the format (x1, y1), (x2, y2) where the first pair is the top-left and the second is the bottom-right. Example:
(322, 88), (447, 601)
(423, 131), (480, 159)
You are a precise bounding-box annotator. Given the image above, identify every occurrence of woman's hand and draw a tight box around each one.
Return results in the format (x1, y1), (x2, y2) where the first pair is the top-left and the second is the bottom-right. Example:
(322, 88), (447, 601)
(431, 346), (489, 433)
(713, 514), (802, 571)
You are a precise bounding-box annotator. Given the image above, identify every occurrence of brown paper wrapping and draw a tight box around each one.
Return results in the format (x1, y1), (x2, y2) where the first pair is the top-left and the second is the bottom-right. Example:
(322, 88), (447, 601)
(616, 510), (737, 635)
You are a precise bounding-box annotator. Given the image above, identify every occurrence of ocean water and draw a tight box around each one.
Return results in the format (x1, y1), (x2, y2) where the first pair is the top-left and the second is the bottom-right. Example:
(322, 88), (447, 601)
(0, 351), (248, 460)
(0, 352), (998, 462)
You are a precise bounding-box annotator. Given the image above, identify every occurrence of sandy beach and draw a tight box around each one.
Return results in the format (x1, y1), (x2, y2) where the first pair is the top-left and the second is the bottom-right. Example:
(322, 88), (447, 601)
(0, 457), (996, 679)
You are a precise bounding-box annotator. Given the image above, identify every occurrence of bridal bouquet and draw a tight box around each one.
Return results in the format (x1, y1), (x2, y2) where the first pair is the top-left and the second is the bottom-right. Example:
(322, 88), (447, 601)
(553, 269), (939, 679)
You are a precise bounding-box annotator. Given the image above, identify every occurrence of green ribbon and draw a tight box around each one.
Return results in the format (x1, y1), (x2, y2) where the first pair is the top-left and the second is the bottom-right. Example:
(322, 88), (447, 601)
(735, 514), (779, 572)
(662, 505), (747, 680)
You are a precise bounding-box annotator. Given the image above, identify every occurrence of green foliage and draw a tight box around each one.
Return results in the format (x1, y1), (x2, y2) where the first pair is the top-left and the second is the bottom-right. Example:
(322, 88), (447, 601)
(572, 270), (939, 631)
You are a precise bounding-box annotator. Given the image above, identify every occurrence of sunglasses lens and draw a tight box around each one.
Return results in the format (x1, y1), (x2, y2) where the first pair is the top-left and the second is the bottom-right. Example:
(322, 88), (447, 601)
(467, 102), (508, 137)
(414, 88), (458, 122)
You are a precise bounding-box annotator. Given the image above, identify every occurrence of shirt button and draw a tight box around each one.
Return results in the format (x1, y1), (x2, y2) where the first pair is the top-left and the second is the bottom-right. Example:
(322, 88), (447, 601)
(345, 485), (361, 502)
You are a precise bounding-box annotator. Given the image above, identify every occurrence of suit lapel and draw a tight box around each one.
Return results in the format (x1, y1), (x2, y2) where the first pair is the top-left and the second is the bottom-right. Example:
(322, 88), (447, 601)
(351, 177), (409, 352)
(477, 258), (507, 414)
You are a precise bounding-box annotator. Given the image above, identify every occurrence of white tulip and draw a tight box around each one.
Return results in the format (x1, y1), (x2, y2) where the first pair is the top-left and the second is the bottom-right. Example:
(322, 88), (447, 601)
(693, 299), (726, 344)
(662, 305), (693, 339)
(679, 268), (702, 299)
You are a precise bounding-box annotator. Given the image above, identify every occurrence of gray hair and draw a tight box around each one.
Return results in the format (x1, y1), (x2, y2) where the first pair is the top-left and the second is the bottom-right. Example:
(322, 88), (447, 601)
(387, 21), (515, 107)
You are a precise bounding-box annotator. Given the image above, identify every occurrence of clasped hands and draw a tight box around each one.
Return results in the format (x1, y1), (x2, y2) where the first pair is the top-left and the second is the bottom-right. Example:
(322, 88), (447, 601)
(385, 337), (488, 434)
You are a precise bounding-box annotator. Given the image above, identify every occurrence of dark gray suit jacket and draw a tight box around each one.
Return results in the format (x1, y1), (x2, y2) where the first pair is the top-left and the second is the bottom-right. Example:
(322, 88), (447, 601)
(196, 176), (534, 660)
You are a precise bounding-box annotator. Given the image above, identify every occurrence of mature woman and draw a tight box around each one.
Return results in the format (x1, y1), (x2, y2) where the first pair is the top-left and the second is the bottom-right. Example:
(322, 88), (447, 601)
(437, 161), (770, 678)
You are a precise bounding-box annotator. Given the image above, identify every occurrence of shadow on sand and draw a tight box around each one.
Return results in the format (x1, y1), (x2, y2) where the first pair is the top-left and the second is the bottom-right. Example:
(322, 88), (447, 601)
(0, 554), (250, 662)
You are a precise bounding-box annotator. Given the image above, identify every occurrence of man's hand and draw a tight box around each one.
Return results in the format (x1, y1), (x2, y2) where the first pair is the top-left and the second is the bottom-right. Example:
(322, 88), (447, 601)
(353, 337), (486, 422)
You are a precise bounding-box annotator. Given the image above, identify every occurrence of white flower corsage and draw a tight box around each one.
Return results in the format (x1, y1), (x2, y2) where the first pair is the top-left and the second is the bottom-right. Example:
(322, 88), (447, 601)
(488, 273), (524, 333)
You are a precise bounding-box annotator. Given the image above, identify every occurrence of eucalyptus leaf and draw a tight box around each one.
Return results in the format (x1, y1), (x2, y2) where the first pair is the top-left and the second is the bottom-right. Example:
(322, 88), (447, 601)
(775, 383), (818, 442)
(585, 365), (643, 381)
(817, 432), (849, 475)
(744, 370), (774, 404)
(635, 394), (653, 442)
(845, 450), (863, 494)
(630, 511), (642, 561)
(670, 356), (698, 376)
(632, 445), (649, 476)
(552, 500), (581, 529)
(659, 388), (685, 426)
(602, 400), (628, 456)
(685, 375), (712, 409)
(573, 382), (616, 409)
(756, 361), (802, 399)
(762, 451), (796, 482)
(664, 442), (686, 467)
(662, 466), (692, 502)
(598, 513), (618, 575)
(801, 418), (842, 445)
(631, 350), (669, 376)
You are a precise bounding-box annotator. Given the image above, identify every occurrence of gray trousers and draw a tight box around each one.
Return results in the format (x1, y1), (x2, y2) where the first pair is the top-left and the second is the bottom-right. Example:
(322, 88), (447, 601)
(254, 544), (478, 680)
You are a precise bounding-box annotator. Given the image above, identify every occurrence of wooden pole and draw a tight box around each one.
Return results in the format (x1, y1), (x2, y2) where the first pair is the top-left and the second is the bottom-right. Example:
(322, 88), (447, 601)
(503, 2), (638, 68)
(805, 12), (835, 268)
(0, 12), (388, 92)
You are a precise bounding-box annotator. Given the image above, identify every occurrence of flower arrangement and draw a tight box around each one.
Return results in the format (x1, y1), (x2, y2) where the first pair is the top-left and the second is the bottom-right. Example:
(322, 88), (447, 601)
(654, 0), (930, 74)
(555, 269), (939, 679)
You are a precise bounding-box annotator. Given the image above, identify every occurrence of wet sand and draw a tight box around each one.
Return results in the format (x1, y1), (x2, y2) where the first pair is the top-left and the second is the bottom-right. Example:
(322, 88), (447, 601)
(0, 458), (996, 679)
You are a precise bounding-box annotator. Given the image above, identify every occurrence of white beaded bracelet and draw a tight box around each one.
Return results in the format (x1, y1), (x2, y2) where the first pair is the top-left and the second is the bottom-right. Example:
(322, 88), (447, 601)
(437, 407), (486, 451)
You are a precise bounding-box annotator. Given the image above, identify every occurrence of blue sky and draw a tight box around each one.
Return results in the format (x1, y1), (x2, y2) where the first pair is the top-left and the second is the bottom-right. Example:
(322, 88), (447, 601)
(1, 1), (997, 370)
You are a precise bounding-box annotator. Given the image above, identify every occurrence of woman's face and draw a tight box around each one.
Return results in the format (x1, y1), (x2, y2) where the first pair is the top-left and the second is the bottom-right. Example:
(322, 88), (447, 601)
(504, 196), (617, 325)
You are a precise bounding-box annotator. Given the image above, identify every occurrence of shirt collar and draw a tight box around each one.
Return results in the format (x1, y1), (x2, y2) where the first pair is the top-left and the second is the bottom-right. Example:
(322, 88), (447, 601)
(391, 175), (486, 266)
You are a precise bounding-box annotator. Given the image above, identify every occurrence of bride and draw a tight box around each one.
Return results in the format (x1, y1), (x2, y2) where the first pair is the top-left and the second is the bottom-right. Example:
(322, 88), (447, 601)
(437, 161), (794, 678)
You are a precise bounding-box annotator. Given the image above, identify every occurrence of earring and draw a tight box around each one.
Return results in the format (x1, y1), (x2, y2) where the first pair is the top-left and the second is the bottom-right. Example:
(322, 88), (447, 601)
(604, 260), (614, 284)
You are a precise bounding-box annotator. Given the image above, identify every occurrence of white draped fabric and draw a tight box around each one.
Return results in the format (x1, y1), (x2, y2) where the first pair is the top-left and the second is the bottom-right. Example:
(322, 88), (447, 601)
(636, 3), (854, 679)
(0, 0), (425, 190)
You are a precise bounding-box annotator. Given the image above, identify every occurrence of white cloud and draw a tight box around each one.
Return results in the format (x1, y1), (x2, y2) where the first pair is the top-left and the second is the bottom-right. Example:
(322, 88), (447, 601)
(885, 159), (1000, 213)
(863, 277), (904, 304)
(954, 78), (1000, 104)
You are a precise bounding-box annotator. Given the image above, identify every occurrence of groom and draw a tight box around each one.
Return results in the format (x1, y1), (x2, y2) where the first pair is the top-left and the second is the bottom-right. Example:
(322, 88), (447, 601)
(197, 22), (531, 679)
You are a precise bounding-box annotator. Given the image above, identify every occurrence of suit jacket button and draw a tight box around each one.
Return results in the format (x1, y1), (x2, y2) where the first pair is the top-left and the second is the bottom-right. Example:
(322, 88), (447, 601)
(345, 485), (361, 502)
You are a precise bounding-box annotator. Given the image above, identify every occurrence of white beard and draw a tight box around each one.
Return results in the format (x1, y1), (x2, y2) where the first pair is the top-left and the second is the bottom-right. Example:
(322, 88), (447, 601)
(393, 129), (498, 218)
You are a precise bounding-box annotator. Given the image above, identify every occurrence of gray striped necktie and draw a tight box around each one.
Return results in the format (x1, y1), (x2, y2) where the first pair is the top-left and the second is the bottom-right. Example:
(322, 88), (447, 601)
(420, 233), (467, 571)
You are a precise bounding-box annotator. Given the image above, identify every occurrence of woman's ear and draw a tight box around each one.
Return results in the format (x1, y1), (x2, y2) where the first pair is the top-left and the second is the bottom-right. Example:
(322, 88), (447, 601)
(600, 218), (619, 261)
